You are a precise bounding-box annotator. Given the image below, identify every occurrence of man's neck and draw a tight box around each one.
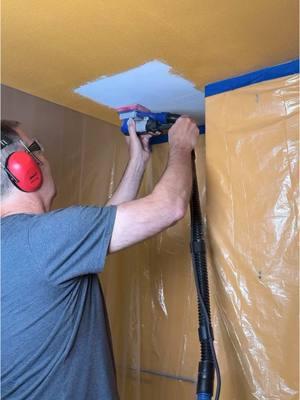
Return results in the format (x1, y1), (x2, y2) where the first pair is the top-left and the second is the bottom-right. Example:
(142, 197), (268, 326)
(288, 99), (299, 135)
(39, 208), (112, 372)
(1, 194), (48, 218)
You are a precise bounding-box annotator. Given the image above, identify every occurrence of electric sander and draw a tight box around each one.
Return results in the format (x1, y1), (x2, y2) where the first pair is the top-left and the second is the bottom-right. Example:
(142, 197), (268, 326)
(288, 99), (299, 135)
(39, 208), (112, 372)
(117, 104), (205, 144)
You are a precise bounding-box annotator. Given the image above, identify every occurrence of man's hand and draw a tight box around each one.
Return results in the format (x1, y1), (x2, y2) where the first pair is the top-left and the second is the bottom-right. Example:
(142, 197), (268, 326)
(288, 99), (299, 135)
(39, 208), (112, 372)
(106, 119), (152, 206)
(126, 119), (152, 167)
(168, 116), (199, 152)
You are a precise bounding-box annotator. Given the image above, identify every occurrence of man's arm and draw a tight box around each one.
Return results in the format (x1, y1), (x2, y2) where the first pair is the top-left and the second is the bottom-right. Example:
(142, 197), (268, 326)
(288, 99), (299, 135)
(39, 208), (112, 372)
(106, 120), (151, 205)
(109, 117), (198, 252)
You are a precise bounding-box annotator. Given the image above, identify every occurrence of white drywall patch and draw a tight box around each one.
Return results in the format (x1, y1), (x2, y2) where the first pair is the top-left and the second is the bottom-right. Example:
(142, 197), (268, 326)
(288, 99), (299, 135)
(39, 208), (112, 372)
(74, 60), (204, 123)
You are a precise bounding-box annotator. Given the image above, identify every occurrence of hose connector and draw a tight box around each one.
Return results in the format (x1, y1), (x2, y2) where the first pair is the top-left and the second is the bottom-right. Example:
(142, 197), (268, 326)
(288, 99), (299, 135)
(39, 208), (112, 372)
(197, 393), (212, 400)
(197, 360), (214, 398)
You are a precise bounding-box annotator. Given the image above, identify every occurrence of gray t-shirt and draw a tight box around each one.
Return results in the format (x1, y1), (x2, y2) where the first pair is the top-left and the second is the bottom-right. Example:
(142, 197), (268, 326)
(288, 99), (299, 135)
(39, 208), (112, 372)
(1, 205), (119, 400)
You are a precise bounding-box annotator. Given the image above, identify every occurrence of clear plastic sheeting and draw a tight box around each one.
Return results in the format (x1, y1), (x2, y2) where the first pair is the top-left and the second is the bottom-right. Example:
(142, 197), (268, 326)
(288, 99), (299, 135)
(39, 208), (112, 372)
(205, 73), (299, 399)
(2, 72), (299, 400)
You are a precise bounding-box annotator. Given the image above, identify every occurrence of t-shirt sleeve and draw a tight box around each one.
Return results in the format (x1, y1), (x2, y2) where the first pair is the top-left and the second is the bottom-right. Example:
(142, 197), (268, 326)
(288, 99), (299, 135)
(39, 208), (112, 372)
(28, 205), (117, 285)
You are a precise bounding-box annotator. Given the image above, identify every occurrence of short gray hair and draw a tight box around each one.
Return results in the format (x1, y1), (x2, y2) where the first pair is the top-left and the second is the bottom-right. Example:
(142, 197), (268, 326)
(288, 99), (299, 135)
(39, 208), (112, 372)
(1, 120), (23, 199)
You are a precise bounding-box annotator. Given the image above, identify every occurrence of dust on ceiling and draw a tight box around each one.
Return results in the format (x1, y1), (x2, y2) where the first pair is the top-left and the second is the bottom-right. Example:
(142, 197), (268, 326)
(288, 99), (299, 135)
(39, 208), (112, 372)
(1, 0), (299, 126)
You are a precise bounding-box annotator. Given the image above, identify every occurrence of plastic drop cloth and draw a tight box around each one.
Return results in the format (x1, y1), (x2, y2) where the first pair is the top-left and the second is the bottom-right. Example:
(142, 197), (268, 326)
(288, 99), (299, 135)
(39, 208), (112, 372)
(203, 73), (299, 400)
(2, 72), (299, 400)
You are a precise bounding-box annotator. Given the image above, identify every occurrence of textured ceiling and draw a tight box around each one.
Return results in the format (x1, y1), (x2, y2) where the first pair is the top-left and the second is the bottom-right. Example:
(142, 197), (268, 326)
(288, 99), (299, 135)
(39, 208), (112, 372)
(1, 0), (299, 126)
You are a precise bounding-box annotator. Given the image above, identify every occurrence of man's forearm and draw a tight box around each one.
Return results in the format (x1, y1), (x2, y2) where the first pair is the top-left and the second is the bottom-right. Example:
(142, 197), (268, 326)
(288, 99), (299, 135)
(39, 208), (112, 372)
(109, 147), (193, 252)
(106, 158), (146, 206)
(152, 147), (193, 214)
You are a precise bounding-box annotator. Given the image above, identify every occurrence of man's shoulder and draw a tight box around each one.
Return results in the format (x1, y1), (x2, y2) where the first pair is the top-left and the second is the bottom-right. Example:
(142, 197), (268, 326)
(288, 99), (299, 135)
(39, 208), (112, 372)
(2, 205), (116, 238)
(35, 205), (101, 220)
(31, 205), (116, 227)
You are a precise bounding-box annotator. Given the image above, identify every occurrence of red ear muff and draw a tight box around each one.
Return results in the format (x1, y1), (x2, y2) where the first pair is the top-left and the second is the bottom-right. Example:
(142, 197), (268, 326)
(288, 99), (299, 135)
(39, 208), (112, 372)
(6, 151), (43, 192)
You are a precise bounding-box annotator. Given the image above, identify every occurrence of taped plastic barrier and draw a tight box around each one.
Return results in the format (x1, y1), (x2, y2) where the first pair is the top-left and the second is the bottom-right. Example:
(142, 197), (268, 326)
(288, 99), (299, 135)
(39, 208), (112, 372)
(205, 60), (299, 399)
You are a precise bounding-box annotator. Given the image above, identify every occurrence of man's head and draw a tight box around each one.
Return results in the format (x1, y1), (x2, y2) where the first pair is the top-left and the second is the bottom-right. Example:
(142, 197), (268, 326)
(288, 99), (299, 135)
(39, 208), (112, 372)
(1, 120), (56, 212)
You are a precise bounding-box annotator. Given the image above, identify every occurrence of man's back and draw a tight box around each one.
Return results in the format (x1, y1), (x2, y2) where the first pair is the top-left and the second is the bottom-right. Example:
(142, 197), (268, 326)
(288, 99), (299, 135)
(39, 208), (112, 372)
(1, 207), (118, 400)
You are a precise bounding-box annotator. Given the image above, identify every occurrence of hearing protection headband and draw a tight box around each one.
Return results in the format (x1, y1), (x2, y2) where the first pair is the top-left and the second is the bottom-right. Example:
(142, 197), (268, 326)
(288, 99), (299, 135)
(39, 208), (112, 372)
(1, 136), (43, 155)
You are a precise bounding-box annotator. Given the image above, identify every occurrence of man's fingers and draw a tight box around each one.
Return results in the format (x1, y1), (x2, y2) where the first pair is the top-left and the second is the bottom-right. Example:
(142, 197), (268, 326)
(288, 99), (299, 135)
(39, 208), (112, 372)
(141, 134), (152, 151)
(127, 118), (137, 138)
(141, 136), (152, 155)
(148, 130), (161, 137)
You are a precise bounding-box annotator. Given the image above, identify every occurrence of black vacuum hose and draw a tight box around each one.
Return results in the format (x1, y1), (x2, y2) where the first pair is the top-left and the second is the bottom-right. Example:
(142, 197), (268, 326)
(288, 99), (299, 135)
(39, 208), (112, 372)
(190, 150), (221, 400)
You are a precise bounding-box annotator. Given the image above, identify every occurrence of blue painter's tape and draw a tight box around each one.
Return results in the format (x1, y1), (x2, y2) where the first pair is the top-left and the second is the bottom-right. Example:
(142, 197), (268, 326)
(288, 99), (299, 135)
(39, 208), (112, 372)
(205, 59), (299, 97)
(150, 125), (205, 145)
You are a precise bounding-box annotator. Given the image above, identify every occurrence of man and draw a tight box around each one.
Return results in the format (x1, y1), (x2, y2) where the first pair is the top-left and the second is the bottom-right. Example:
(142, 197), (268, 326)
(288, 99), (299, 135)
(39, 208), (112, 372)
(1, 117), (199, 399)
